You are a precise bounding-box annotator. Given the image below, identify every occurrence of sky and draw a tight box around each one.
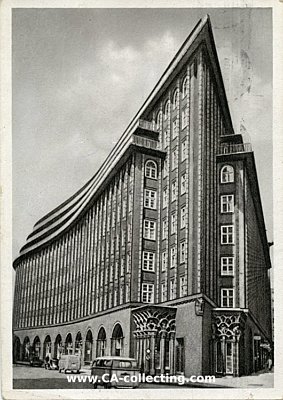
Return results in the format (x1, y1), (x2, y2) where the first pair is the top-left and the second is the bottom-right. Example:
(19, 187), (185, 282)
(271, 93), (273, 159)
(12, 8), (273, 260)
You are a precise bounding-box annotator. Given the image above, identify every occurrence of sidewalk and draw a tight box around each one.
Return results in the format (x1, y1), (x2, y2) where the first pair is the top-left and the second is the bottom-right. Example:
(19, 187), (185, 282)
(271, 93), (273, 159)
(211, 369), (274, 388)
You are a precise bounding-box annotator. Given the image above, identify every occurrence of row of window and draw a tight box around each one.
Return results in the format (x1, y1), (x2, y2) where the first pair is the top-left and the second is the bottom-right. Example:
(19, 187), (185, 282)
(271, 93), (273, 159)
(142, 283), (234, 307)
(142, 243), (186, 272)
(142, 249), (234, 276)
(142, 275), (187, 303)
(156, 77), (189, 128)
(144, 219), (235, 245)
(145, 161), (235, 186)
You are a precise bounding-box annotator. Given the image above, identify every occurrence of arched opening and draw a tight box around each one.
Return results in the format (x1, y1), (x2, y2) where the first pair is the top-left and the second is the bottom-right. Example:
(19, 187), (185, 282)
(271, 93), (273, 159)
(65, 333), (73, 355)
(13, 336), (21, 363)
(172, 88), (179, 110)
(220, 165), (234, 183)
(145, 160), (157, 179)
(23, 337), (30, 361)
(164, 100), (170, 120)
(84, 330), (93, 365)
(156, 111), (162, 131)
(75, 332), (83, 356)
(43, 335), (52, 359)
(111, 324), (124, 356)
(182, 76), (188, 98)
(96, 327), (106, 357)
(33, 336), (41, 358)
(54, 334), (63, 359)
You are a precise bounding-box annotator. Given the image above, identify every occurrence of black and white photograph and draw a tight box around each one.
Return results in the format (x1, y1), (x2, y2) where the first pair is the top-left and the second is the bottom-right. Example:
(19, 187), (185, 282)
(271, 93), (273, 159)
(1, 1), (283, 399)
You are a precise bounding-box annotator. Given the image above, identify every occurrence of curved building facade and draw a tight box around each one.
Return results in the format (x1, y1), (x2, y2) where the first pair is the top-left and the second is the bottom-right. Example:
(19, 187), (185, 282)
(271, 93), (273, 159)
(13, 16), (272, 377)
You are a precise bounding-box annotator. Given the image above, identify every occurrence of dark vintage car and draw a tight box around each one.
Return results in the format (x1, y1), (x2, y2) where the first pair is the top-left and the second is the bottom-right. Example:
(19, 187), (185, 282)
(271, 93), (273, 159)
(29, 355), (44, 367)
(91, 356), (140, 389)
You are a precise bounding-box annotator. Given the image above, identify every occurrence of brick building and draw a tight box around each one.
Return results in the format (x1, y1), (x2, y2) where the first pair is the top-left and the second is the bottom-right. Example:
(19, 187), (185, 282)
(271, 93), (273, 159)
(13, 15), (272, 377)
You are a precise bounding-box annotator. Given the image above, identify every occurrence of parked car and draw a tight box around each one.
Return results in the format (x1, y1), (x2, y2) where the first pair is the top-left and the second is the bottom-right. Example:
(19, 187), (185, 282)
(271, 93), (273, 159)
(29, 355), (44, 367)
(58, 354), (81, 373)
(91, 356), (140, 389)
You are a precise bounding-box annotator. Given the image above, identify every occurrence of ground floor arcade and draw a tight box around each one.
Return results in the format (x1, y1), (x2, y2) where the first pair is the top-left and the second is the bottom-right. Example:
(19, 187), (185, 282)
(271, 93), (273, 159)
(13, 297), (272, 377)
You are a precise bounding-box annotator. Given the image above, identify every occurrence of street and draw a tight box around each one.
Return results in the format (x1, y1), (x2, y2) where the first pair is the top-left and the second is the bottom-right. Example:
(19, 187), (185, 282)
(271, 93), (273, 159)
(13, 364), (273, 390)
(13, 364), (185, 389)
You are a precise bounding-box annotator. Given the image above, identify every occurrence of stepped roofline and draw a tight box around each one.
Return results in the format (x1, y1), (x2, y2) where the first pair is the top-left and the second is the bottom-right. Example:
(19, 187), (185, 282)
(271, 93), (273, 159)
(14, 15), (234, 267)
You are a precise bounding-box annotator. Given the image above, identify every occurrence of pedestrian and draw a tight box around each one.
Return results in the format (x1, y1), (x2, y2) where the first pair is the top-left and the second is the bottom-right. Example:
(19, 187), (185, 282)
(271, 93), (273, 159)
(267, 356), (272, 371)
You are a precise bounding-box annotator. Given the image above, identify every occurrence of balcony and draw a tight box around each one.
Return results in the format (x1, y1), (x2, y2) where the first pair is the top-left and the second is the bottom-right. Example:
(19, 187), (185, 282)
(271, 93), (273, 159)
(218, 143), (252, 156)
(131, 134), (161, 150)
(137, 119), (158, 133)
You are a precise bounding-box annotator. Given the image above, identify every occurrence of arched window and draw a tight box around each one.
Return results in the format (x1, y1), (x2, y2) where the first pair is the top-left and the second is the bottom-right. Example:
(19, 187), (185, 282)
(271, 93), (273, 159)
(43, 335), (52, 359)
(75, 332), (83, 355)
(84, 330), (93, 365)
(164, 100), (170, 120)
(33, 336), (41, 358)
(54, 334), (62, 359)
(65, 333), (73, 355)
(221, 165), (234, 183)
(97, 327), (107, 357)
(23, 337), (30, 361)
(182, 76), (188, 98)
(145, 160), (157, 179)
(111, 324), (124, 356)
(13, 336), (21, 363)
(156, 110), (162, 130)
(173, 89), (179, 110)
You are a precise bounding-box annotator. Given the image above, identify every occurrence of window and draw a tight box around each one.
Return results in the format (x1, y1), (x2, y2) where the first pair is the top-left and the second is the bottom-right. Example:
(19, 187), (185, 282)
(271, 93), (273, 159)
(182, 76), (188, 98)
(122, 200), (127, 217)
(144, 189), (157, 209)
(181, 174), (187, 195)
(173, 89), (179, 110)
(120, 258), (125, 276)
(156, 111), (162, 131)
(114, 289), (118, 306)
(163, 130), (169, 149)
(145, 160), (157, 179)
(221, 225), (234, 245)
(180, 206), (186, 229)
(164, 100), (170, 120)
(171, 212), (177, 234)
(142, 283), (154, 303)
(161, 282), (166, 302)
(126, 253), (131, 273)
(221, 165), (234, 183)
(162, 252), (167, 271)
(115, 261), (119, 280)
(173, 119), (178, 138)
(163, 187), (168, 208)
(181, 109), (188, 129)
(144, 220), (156, 240)
(181, 140), (187, 161)
(221, 288), (234, 308)
(121, 229), (126, 246)
(163, 159), (168, 177)
(180, 242), (186, 263)
(125, 284), (130, 302)
(172, 148), (178, 170)
(162, 219), (168, 239)
(221, 195), (234, 213)
(221, 257), (234, 276)
(170, 246), (177, 268)
(119, 289), (124, 305)
(142, 251), (155, 272)
(180, 276), (186, 297)
(170, 278), (176, 300)
(172, 180), (177, 201)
